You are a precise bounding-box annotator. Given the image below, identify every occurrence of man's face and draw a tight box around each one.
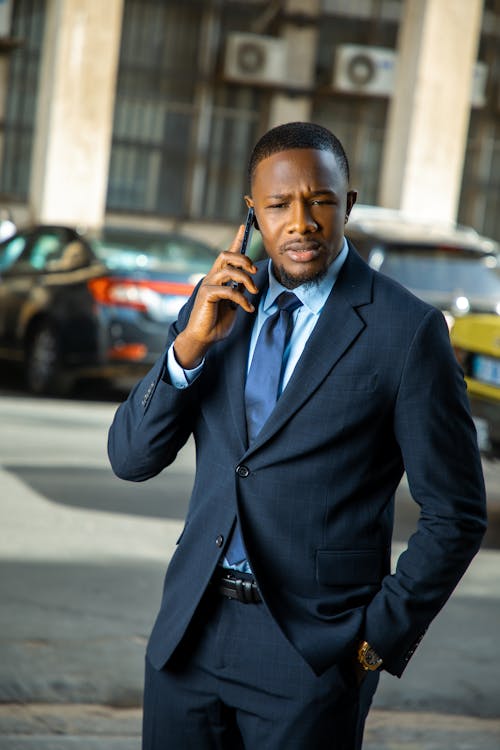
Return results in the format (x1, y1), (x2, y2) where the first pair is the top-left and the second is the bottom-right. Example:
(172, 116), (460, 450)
(246, 148), (356, 289)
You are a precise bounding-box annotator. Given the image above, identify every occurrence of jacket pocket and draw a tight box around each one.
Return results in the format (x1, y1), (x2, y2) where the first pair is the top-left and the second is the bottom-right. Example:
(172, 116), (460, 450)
(327, 373), (378, 392)
(316, 548), (389, 586)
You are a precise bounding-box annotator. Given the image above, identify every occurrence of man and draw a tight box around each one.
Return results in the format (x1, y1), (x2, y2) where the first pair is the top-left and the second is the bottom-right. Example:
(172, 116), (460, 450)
(108, 122), (487, 749)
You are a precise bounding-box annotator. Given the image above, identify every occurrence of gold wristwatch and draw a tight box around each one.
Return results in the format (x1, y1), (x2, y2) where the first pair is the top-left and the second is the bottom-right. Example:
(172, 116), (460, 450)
(357, 640), (383, 671)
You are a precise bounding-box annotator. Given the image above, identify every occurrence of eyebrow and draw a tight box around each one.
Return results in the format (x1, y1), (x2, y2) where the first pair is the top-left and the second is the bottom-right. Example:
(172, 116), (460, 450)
(310, 189), (338, 197)
(265, 189), (338, 199)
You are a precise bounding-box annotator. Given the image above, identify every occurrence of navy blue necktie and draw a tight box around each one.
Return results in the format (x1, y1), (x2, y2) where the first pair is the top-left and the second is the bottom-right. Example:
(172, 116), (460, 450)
(225, 291), (303, 566)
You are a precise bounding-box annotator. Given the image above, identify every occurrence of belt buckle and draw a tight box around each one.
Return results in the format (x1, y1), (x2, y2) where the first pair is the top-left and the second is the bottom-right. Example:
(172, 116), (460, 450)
(235, 578), (253, 604)
(218, 570), (259, 603)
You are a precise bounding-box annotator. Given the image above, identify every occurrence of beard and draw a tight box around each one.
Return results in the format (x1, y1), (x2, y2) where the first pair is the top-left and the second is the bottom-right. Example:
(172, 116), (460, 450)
(272, 261), (329, 290)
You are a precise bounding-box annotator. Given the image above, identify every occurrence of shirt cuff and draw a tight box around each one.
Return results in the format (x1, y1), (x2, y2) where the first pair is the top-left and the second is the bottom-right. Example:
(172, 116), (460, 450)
(167, 342), (204, 389)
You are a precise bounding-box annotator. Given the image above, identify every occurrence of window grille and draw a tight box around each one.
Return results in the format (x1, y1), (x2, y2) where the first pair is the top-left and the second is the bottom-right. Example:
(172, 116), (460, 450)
(0, 0), (45, 199)
(106, 0), (261, 223)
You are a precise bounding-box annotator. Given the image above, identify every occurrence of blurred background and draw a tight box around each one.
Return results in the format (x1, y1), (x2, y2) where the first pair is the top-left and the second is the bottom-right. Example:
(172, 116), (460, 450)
(0, 1), (500, 748)
(0, 0), (499, 241)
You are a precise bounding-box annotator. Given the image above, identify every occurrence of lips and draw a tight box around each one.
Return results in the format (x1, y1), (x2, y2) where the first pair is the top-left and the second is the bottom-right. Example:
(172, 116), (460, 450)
(282, 241), (321, 263)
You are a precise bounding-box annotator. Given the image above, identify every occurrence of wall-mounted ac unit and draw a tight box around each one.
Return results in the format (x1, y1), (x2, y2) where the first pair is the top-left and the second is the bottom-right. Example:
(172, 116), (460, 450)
(224, 33), (287, 86)
(333, 44), (488, 107)
(333, 44), (396, 96)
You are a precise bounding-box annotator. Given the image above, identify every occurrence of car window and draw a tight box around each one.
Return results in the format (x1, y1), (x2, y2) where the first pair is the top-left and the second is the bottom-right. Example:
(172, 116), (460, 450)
(44, 240), (94, 272)
(11, 229), (90, 273)
(29, 233), (68, 270)
(9, 230), (73, 272)
(376, 251), (500, 300)
(0, 234), (27, 270)
(91, 232), (215, 274)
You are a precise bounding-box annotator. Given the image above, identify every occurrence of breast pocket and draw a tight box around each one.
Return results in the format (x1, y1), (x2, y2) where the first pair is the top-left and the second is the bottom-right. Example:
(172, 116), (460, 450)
(327, 373), (378, 393)
(307, 372), (381, 424)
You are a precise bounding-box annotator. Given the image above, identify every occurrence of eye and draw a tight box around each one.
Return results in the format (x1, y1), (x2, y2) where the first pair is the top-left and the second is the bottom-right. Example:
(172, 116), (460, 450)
(266, 202), (288, 209)
(310, 199), (335, 206)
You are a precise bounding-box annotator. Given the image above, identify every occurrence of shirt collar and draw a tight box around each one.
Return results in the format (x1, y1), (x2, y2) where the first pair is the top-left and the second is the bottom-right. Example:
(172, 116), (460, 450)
(264, 237), (349, 314)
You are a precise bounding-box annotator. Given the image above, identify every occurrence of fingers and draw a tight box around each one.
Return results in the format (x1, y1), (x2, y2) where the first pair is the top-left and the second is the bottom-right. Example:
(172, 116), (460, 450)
(190, 224), (259, 327)
(227, 224), (246, 254)
(216, 249), (256, 273)
(205, 227), (258, 295)
(201, 283), (255, 313)
(215, 265), (258, 294)
(203, 251), (257, 291)
(214, 250), (256, 285)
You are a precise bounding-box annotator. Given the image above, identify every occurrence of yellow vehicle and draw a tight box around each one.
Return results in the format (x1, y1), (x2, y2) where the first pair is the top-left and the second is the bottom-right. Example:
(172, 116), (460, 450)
(452, 314), (500, 457)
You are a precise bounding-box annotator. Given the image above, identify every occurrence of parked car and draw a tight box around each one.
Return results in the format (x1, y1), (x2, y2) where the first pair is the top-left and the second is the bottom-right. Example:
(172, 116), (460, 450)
(451, 314), (500, 458)
(346, 205), (500, 328)
(0, 225), (217, 394)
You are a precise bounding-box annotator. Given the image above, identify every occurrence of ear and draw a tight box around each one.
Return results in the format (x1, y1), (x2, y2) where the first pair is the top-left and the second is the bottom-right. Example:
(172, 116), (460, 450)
(345, 190), (357, 223)
(244, 195), (259, 230)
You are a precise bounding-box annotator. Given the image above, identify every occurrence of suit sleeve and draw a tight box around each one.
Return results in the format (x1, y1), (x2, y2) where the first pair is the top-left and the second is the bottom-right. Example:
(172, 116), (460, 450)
(364, 307), (487, 676)
(107, 292), (201, 482)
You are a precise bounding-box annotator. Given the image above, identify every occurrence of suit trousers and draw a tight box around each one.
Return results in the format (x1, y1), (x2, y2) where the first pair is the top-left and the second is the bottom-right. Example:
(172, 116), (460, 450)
(142, 587), (379, 750)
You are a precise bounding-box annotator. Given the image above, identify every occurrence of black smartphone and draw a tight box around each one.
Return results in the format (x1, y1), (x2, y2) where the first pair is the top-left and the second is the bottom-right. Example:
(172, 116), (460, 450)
(239, 206), (255, 256)
(226, 207), (255, 293)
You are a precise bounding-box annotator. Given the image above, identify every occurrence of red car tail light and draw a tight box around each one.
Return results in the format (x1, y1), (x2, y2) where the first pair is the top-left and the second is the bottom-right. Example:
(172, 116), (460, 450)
(87, 277), (194, 312)
(108, 343), (148, 361)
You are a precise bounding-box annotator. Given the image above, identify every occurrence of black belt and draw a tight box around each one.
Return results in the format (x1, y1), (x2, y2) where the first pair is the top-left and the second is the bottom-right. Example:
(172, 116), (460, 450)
(212, 567), (262, 604)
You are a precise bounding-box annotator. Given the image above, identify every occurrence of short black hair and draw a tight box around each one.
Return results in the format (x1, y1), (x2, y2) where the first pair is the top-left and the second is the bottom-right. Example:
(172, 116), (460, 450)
(248, 121), (350, 185)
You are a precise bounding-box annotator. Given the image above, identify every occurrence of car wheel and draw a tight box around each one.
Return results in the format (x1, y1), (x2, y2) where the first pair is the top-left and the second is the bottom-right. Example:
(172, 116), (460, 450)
(25, 324), (71, 395)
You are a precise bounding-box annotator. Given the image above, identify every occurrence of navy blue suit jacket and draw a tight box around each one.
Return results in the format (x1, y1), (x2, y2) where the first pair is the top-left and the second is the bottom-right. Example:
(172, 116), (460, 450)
(108, 244), (487, 677)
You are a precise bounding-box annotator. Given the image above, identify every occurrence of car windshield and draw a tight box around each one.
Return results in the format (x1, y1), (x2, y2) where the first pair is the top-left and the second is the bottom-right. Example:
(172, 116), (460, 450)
(90, 231), (216, 274)
(376, 249), (500, 300)
(0, 235), (27, 270)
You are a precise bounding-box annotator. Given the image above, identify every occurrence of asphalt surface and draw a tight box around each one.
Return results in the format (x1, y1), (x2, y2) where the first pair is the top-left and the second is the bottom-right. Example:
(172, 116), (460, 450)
(0, 377), (499, 749)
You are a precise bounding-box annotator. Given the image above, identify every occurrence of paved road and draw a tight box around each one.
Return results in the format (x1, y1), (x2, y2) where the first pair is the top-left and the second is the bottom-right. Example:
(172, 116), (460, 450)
(0, 386), (499, 748)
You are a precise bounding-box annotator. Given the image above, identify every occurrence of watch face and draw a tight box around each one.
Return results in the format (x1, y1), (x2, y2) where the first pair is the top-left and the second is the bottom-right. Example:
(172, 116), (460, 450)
(358, 641), (383, 671)
(365, 648), (381, 667)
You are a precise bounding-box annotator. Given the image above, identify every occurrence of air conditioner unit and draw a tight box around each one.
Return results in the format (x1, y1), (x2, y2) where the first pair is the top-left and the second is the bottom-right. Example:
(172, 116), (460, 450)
(333, 44), (396, 96)
(333, 44), (488, 106)
(224, 33), (287, 86)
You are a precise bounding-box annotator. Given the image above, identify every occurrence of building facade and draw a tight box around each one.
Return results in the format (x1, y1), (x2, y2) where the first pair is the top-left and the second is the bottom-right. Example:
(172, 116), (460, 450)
(0, 0), (498, 247)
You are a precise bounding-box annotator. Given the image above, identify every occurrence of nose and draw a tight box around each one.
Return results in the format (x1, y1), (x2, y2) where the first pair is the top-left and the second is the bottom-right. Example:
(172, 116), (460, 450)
(288, 201), (317, 234)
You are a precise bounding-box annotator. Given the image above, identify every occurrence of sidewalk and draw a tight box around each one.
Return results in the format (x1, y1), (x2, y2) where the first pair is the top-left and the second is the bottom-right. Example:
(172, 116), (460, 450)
(0, 397), (499, 749)
(1, 704), (499, 749)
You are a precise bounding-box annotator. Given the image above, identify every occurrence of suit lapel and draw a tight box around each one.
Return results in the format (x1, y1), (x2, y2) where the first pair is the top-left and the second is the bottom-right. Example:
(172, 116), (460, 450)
(243, 246), (374, 456)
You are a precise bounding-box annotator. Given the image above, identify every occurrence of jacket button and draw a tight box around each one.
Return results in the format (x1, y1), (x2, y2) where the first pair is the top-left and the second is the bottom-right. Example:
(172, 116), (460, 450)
(215, 535), (224, 547)
(236, 464), (250, 478)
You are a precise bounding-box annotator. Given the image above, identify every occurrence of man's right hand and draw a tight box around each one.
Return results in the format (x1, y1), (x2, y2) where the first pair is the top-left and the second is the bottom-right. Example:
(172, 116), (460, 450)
(173, 224), (259, 369)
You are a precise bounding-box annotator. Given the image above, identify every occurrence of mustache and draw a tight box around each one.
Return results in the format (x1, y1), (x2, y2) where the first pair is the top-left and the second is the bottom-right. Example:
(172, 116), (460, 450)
(278, 239), (324, 254)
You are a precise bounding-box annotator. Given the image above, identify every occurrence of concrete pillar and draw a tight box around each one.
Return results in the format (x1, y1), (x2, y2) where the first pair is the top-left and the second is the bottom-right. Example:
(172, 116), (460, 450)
(268, 0), (319, 128)
(379, 0), (483, 223)
(29, 0), (123, 229)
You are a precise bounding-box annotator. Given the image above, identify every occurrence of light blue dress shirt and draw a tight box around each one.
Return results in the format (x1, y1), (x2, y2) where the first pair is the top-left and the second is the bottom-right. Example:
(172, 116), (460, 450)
(167, 238), (349, 572)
